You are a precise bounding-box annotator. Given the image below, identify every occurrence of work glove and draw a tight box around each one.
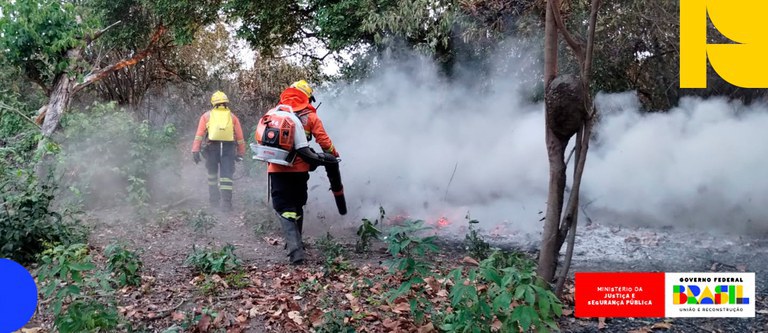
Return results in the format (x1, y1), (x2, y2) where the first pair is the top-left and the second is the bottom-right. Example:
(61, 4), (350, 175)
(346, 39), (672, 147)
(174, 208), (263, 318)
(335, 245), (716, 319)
(318, 152), (339, 164)
(192, 152), (201, 164)
(236, 155), (243, 162)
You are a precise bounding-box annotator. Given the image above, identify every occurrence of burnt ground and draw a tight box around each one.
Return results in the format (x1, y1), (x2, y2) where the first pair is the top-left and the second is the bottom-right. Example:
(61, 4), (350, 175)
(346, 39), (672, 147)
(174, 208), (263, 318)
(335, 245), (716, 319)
(24, 160), (768, 333)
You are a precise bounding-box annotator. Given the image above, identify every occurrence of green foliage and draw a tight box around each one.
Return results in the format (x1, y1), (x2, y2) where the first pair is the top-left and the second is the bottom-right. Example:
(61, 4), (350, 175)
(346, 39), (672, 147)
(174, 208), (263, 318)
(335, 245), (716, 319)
(224, 270), (250, 289)
(36, 243), (121, 333)
(0, 0), (98, 86)
(464, 217), (491, 260)
(441, 250), (563, 333)
(0, 171), (88, 264)
(355, 206), (384, 253)
(55, 300), (121, 333)
(184, 244), (242, 275)
(188, 209), (218, 237)
(59, 101), (178, 208)
(383, 219), (440, 324)
(316, 232), (352, 275)
(315, 309), (356, 333)
(104, 243), (143, 287)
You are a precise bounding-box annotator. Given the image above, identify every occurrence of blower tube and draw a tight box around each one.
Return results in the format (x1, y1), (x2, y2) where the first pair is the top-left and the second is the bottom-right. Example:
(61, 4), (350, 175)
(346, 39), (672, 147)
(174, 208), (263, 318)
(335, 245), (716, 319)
(324, 161), (347, 215)
(295, 147), (347, 215)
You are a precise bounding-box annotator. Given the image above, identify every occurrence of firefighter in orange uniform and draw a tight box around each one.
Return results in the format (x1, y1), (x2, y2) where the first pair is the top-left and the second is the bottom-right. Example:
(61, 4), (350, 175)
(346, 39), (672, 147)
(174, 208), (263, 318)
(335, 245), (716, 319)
(260, 80), (339, 264)
(192, 91), (246, 211)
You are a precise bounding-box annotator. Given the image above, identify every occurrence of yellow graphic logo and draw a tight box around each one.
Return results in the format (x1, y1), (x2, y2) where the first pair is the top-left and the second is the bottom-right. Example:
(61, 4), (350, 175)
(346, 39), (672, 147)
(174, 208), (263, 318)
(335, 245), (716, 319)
(680, 0), (768, 88)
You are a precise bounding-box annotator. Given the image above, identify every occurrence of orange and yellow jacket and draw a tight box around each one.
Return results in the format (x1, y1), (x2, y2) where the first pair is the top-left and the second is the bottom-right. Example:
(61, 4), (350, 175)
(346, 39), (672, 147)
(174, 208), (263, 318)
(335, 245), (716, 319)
(191, 107), (246, 156)
(266, 87), (338, 173)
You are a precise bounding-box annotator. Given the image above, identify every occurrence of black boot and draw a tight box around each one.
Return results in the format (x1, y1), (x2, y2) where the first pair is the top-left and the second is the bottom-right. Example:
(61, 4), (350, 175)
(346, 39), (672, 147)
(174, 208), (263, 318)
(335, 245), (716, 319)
(296, 217), (307, 250)
(278, 214), (305, 265)
(208, 185), (220, 208)
(221, 190), (233, 212)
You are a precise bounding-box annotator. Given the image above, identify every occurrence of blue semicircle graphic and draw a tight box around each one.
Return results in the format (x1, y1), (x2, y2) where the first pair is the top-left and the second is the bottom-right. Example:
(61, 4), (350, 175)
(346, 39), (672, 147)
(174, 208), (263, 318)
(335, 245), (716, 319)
(0, 258), (39, 333)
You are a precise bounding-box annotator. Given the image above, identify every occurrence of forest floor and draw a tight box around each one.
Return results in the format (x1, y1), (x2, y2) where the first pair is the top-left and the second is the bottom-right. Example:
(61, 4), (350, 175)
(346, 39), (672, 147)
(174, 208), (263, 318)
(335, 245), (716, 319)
(22, 161), (768, 333)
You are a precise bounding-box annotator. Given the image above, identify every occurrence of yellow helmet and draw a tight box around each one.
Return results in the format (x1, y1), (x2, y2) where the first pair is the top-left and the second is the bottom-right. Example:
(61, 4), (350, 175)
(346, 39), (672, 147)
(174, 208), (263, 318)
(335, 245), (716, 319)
(290, 80), (313, 98)
(210, 91), (229, 106)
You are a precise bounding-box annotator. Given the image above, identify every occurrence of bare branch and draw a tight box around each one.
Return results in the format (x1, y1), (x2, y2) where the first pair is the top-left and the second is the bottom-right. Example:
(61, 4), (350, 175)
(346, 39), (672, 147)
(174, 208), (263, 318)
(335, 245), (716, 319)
(73, 25), (167, 94)
(582, 0), (602, 88)
(548, 0), (585, 64)
(0, 103), (41, 129)
(88, 20), (123, 44)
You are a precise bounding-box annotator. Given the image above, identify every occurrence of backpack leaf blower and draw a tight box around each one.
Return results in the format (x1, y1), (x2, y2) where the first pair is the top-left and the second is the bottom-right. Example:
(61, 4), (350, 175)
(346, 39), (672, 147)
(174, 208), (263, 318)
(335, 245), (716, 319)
(323, 159), (347, 215)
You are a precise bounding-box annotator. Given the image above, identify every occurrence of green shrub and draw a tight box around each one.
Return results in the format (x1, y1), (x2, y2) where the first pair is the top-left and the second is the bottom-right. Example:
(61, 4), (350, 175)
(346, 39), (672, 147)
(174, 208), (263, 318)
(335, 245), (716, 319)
(188, 209), (217, 237)
(383, 219), (440, 325)
(184, 244), (241, 275)
(104, 243), (143, 287)
(355, 206), (384, 253)
(59, 101), (178, 208)
(464, 218), (491, 260)
(441, 250), (563, 333)
(315, 309), (356, 333)
(316, 232), (351, 275)
(54, 300), (120, 333)
(0, 172), (88, 264)
(36, 243), (121, 333)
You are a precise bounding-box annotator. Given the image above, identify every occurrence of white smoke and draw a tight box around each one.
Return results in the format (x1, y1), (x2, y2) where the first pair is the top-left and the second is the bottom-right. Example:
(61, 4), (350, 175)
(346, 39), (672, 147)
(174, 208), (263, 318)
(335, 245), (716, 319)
(300, 42), (768, 236)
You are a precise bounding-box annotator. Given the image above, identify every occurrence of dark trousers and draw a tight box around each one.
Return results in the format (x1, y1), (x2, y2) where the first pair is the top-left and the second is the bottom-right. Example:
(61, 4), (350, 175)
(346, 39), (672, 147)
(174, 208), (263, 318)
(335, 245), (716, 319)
(205, 141), (236, 206)
(269, 172), (310, 231)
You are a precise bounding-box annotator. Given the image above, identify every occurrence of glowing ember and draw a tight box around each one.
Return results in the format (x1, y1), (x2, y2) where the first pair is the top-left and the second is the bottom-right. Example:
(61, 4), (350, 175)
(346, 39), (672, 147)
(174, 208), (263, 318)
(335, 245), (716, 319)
(436, 216), (450, 228)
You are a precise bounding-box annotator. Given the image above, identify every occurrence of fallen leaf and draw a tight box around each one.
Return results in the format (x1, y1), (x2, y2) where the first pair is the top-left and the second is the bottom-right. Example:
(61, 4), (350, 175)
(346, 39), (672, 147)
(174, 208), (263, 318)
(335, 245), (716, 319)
(288, 311), (303, 325)
(491, 318), (502, 331)
(309, 308), (325, 327)
(756, 309), (768, 314)
(392, 303), (410, 314)
(436, 289), (448, 297)
(227, 325), (244, 333)
(382, 318), (399, 329)
(236, 315), (248, 323)
(627, 328), (652, 333)
(263, 237), (280, 245)
(198, 314), (212, 332)
(363, 313), (378, 321)
(736, 264), (747, 272)
(651, 322), (672, 330)
(418, 323), (435, 333)
(213, 310), (227, 326)
(561, 308), (574, 316)
(249, 307), (260, 318)
(461, 256), (479, 266)
(19, 328), (43, 333)
(710, 263), (719, 271)
(598, 317), (606, 330)
(271, 305), (286, 318)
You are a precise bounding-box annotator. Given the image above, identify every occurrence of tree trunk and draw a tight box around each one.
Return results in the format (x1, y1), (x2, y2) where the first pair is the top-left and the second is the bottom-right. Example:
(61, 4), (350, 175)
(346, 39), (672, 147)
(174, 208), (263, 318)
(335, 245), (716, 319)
(536, 0), (562, 282)
(34, 47), (81, 181)
(537, 0), (601, 284)
(41, 73), (74, 138)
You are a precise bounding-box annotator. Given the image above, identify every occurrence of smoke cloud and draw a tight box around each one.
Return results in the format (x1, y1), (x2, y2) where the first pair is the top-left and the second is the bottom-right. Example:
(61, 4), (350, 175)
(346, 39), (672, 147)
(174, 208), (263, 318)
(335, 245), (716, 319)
(302, 42), (768, 237)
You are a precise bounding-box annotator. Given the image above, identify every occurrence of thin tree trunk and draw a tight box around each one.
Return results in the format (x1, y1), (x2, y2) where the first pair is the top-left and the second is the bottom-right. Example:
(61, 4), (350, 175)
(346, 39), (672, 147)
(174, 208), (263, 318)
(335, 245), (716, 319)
(536, 0), (564, 282)
(552, 0), (603, 295)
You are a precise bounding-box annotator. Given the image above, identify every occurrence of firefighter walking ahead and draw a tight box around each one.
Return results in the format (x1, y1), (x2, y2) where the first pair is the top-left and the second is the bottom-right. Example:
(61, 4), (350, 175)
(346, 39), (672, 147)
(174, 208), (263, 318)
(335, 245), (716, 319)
(192, 91), (246, 211)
